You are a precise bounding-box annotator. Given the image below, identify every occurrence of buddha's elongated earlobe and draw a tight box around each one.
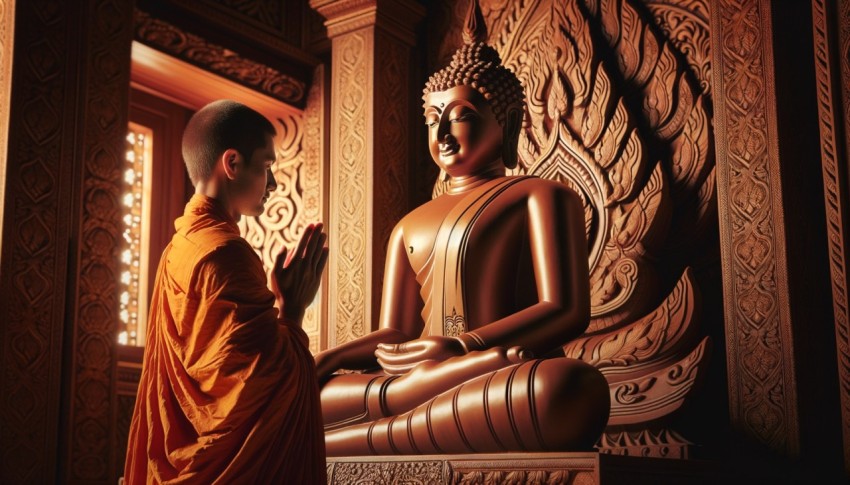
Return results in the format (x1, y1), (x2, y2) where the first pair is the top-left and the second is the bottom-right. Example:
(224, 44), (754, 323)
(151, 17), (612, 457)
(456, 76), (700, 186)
(502, 107), (521, 170)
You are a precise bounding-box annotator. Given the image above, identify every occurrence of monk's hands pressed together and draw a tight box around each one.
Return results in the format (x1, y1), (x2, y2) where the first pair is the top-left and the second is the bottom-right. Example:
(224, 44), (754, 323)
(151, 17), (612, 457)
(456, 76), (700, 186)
(273, 223), (329, 325)
(375, 336), (466, 375)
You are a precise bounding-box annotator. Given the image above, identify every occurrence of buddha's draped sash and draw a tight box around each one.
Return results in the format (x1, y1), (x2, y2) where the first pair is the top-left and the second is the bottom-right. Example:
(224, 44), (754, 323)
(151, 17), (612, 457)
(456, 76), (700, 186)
(419, 176), (531, 339)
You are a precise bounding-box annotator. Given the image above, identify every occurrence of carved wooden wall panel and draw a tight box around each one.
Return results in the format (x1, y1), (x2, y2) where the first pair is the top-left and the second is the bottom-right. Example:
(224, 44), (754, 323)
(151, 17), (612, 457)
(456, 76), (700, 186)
(313, 0), (424, 347)
(69, 2), (134, 481)
(301, 64), (330, 352)
(114, 348), (143, 479)
(0, 0), (13, 257)
(644, 0), (711, 96)
(328, 29), (372, 346)
(0, 0), (132, 482)
(711, 0), (799, 456)
(812, 0), (850, 472)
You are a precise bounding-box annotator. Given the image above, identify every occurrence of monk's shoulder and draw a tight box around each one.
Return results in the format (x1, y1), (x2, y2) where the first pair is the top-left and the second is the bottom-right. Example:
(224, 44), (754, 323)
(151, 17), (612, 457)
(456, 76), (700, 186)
(200, 236), (260, 271)
(189, 233), (264, 288)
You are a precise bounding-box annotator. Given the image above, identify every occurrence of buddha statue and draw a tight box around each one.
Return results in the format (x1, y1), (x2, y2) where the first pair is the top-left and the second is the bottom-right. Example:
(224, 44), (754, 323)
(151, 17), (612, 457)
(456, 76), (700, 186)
(314, 0), (610, 456)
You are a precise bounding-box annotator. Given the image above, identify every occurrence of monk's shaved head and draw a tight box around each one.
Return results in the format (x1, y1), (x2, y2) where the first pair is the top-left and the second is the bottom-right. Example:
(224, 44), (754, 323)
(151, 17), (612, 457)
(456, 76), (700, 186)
(182, 100), (276, 185)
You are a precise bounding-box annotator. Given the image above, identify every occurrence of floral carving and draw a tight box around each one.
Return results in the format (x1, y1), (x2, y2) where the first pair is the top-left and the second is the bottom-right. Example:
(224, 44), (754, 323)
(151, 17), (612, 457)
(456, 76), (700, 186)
(713, 0), (797, 452)
(605, 338), (710, 426)
(329, 460), (444, 484)
(329, 30), (370, 346)
(1, 0), (132, 481)
(644, 0), (711, 95)
(299, 64), (327, 353)
(564, 270), (701, 369)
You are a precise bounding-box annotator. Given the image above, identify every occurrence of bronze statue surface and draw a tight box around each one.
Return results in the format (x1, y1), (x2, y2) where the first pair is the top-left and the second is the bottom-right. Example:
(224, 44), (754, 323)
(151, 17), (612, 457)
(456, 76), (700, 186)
(314, 0), (610, 455)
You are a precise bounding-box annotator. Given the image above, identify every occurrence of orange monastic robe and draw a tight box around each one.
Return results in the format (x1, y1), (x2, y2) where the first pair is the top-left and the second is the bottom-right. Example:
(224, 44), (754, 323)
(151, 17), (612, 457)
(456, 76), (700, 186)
(125, 195), (325, 484)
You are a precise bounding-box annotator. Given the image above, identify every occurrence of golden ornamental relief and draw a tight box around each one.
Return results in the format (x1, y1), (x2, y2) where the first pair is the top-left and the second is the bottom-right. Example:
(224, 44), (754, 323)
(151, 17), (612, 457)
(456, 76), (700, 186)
(330, 30), (371, 346)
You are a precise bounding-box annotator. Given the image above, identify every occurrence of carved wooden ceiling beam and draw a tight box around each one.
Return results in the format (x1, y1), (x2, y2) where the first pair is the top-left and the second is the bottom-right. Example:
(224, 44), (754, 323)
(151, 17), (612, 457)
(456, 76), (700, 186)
(134, 8), (309, 108)
(135, 0), (324, 108)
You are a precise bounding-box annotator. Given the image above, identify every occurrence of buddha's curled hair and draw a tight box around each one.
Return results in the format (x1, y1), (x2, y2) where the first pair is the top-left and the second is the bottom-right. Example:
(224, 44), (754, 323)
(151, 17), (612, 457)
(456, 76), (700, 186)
(423, 42), (525, 130)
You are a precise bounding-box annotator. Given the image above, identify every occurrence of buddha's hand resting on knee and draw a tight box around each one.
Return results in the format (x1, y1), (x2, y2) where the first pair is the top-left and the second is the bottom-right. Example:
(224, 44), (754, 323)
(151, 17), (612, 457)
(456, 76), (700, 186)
(375, 336), (466, 375)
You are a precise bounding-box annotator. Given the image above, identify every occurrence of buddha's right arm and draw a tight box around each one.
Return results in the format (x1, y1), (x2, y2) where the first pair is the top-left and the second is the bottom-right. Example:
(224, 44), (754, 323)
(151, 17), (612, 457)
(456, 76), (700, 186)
(316, 223), (423, 376)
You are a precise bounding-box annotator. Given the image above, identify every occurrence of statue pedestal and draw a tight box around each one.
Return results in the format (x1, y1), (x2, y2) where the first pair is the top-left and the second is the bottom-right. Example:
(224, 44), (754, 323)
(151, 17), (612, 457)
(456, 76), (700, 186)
(326, 452), (726, 484)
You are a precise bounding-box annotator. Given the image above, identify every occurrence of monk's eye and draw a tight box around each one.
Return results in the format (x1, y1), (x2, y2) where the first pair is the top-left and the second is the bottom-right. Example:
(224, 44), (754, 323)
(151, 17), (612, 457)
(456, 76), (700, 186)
(425, 116), (438, 128)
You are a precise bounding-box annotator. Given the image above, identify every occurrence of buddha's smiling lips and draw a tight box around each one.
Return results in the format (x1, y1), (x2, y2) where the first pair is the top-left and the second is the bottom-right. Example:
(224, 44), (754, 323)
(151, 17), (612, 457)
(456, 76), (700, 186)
(439, 142), (459, 157)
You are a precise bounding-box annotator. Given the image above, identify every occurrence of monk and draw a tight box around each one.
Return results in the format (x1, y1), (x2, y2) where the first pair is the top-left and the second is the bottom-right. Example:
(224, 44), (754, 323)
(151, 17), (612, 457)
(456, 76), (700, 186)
(124, 100), (328, 484)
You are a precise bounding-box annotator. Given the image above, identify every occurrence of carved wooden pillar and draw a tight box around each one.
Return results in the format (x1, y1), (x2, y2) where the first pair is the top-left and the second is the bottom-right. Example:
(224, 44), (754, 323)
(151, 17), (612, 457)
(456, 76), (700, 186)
(310, 0), (424, 347)
(712, 0), (843, 472)
(0, 0), (132, 483)
(812, 0), (850, 473)
(0, 0), (13, 257)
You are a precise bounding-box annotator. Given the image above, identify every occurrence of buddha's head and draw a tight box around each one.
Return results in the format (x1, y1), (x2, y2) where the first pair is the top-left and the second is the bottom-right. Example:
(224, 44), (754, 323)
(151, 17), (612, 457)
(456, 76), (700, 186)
(422, 1), (525, 179)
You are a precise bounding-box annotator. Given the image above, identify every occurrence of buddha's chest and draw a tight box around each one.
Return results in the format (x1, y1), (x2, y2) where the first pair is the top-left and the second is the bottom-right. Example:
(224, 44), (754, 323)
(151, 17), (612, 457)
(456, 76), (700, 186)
(401, 193), (528, 276)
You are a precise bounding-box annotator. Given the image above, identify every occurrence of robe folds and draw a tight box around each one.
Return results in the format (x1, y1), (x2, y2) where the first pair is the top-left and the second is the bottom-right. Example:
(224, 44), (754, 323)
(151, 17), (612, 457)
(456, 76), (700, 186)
(125, 195), (325, 484)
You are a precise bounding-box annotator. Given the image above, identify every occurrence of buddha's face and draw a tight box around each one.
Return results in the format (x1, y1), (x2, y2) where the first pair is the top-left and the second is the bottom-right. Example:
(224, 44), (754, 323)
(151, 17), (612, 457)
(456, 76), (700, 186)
(424, 86), (504, 178)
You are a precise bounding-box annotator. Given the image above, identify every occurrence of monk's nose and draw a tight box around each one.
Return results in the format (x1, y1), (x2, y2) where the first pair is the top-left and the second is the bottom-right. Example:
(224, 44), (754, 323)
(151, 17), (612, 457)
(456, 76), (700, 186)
(266, 168), (277, 191)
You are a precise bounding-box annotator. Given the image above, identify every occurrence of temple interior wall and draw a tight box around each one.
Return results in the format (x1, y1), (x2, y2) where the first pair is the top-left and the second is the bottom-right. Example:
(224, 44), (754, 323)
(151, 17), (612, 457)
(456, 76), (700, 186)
(0, 0), (848, 482)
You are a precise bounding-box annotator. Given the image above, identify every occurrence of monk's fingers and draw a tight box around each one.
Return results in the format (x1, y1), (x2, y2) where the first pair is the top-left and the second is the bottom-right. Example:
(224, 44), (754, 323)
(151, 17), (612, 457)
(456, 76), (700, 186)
(315, 247), (329, 275)
(308, 231), (326, 268)
(294, 224), (315, 260)
(304, 224), (324, 260)
(275, 246), (289, 270)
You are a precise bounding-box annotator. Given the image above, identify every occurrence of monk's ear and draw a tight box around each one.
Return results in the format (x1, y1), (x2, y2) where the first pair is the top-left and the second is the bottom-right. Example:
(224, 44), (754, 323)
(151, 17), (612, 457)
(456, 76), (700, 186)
(502, 107), (521, 170)
(221, 148), (242, 180)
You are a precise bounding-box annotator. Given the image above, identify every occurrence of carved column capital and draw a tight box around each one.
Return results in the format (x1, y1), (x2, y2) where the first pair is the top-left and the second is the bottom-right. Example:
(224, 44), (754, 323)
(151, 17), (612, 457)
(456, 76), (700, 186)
(310, 0), (424, 45)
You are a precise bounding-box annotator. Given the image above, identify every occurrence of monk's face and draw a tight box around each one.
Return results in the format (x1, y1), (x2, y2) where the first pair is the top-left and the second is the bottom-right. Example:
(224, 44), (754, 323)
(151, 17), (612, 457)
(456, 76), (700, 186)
(424, 86), (503, 178)
(231, 133), (277, 217)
